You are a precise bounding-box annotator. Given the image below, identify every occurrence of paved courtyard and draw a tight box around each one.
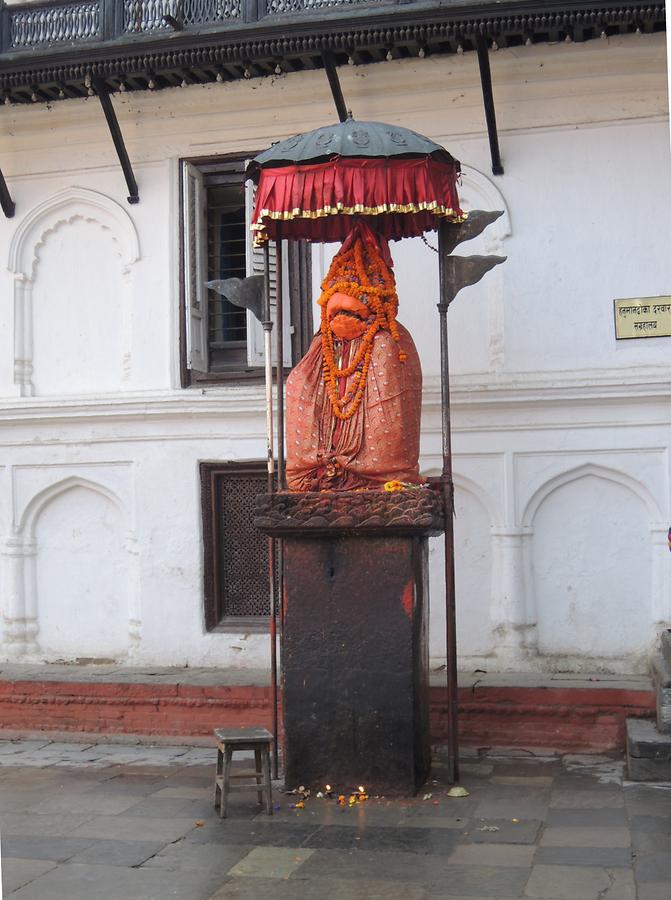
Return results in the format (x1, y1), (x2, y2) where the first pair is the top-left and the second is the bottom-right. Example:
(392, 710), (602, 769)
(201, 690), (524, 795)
(0, 740), (669, 899)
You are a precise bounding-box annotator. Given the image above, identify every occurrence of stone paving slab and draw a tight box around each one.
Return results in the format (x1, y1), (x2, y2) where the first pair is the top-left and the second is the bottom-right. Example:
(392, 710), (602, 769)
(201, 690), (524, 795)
(8, 862), (225, 900)
(540, 826), (631, 848)
(24, 790), (143, 816)
(474, 796), (549, 820)
(446, 844), (536, 867)
(462, 819), (543, 844)
(229, 845), (315, 878)
(534, 846), (633, 867)
(637, 885), (671, 900)
(305, 823), (461, 855)
(69, 813), (200, 842)
(524, 865), (635, 899)
(633, 850), (671, 882)
(185, 819), (322, 848)
(141, 840), (252, 873)
(0, 834), (98, 862)
(0, 859), (58, 894)
(209, 876), (430, 899)
(67, 839), (167, 868)
(0, 740), (669, 899)
(295, 848), (532, 894)
(549, 788), (624, 808)
(0, 812), (96, 837)
(545, 807), (628, 826)
(623, 785), (671, 816)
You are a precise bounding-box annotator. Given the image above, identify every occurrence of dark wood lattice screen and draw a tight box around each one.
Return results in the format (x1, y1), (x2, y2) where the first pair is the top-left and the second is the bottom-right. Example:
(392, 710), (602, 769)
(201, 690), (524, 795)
(201, 461), (273, 629)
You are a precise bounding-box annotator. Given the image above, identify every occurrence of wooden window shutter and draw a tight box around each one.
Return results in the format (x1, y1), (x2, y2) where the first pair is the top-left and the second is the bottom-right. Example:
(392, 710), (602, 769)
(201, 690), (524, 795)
(182, 161), (209, 373)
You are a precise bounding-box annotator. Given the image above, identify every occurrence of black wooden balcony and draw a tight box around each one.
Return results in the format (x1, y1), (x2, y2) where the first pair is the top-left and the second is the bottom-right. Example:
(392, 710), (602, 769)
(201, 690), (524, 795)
(0, 1), (665, 104)
(0, 0), (664, 217)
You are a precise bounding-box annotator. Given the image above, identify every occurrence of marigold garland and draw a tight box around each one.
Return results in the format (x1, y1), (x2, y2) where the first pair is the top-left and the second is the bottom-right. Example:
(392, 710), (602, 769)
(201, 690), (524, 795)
(318, 233), (405, 421)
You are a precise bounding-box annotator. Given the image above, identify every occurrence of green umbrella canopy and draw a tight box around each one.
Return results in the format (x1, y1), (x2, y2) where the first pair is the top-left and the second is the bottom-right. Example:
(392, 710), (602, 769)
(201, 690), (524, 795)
(247, 118), (457, 178)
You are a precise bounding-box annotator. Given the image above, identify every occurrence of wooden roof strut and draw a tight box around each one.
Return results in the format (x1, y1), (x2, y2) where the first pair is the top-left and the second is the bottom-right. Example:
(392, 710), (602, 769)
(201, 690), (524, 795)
(476, 34), (504, 176)
(0, 166), (15, 217)
(93, 77), (140, 204)
(321, 51), (349, 123)
(320, 44), (503, 175)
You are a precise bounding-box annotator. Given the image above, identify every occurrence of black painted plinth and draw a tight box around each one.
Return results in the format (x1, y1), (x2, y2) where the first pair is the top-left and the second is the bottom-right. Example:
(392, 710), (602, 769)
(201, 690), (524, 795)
(256, 490), (444, 797)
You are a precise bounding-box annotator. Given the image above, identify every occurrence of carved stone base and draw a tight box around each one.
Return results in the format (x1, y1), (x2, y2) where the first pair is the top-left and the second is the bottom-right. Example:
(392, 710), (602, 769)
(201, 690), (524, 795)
(254, 486), (445, 537)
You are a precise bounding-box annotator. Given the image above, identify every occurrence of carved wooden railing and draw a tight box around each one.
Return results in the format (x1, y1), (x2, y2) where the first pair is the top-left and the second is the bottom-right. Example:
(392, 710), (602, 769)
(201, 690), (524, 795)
(1, 0), (394, 51)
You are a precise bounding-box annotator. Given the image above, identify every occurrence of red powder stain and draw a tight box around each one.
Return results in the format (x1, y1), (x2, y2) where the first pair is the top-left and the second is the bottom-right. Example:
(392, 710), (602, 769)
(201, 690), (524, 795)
(401, 581), (414, 619)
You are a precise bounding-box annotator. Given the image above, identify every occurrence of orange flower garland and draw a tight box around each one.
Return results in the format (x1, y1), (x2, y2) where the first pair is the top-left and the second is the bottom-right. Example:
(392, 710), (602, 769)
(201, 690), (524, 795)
(318, 233), (405, 421)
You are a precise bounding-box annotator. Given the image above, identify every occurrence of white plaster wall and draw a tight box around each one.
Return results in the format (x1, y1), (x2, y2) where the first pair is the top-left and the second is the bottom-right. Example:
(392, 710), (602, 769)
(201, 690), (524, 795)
(0, 33), (669, 672)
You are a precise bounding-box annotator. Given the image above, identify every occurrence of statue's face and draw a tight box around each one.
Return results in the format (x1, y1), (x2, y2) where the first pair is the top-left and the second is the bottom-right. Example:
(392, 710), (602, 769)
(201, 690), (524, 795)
(326, 291), (372, 341)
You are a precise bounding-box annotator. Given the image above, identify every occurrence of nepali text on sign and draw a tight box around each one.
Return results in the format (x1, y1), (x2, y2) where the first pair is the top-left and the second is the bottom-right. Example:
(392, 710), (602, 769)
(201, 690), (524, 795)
(614, 297), (671, 340)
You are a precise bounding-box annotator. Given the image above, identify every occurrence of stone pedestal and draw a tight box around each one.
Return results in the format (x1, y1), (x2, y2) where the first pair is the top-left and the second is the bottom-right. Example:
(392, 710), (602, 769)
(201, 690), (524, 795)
(626, 630), (671, 781)
(255, 488), (444, 796)
(626, 719), (671, 781)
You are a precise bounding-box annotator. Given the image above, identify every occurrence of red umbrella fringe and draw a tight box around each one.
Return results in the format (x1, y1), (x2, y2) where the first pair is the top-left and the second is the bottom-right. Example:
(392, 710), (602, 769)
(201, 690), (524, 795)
(251, 156), (465, 244)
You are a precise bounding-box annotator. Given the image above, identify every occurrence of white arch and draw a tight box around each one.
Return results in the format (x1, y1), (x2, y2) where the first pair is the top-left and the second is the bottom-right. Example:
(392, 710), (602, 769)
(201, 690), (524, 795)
(454, 471), (500, 524)
(458, 165), (511, 253)
(3, 475), (134, 661)
(19, 475), (126, 538)
(7, 187), (140, 396)
(421, 466), (500, 524)
(8, 186), (140, 277)
(521, 462), (662, 528)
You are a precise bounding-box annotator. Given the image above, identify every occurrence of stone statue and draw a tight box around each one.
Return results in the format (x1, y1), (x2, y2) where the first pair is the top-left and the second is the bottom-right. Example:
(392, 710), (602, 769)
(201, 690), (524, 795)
(286, 222), (422, 491)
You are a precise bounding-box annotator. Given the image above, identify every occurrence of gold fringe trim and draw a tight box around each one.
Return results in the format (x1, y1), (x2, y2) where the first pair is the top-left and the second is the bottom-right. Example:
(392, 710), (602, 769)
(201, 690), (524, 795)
(251, 201), (467, 244)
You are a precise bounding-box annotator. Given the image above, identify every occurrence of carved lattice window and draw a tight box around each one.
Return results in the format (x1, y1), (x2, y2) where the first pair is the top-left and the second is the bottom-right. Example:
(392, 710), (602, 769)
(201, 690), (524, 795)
(201, 461), (277, 629)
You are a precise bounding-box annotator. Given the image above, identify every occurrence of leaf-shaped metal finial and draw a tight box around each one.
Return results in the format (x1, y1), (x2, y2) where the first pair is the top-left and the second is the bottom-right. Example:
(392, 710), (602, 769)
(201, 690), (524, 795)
(441, 255), (506, 305)
(442, 210), (504, 255)
(206, 275), (265, 323)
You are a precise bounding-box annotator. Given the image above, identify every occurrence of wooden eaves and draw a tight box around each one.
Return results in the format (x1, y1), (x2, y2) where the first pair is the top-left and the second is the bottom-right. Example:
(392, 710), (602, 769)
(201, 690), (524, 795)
(0, 0), (665, 215)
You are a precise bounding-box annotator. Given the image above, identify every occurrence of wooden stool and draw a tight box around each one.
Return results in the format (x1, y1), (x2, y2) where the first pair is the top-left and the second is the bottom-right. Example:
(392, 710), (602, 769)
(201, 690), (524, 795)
(213, 727), (273, 818)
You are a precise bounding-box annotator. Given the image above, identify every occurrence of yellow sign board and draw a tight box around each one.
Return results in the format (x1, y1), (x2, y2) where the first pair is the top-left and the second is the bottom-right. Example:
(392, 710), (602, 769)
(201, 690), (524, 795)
(614, 297), (671, 340)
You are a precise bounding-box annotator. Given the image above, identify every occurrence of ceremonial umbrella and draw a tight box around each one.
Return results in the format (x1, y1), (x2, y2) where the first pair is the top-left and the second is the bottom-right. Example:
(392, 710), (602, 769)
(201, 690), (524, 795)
(246, 117), (465, 244)
(246, 117), (505, 785)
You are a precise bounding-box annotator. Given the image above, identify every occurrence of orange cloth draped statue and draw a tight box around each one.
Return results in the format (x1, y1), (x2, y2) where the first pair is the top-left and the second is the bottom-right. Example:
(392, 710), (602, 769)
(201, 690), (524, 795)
(286, 222), (422, 492)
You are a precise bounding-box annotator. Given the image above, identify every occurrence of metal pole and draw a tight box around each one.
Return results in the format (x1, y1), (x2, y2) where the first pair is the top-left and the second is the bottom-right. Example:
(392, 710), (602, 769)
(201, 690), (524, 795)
(274, 228), (286, 778)
(263, 241), (279, 781)
(275, 228), (285, 491)
(438, 219), (460, 784)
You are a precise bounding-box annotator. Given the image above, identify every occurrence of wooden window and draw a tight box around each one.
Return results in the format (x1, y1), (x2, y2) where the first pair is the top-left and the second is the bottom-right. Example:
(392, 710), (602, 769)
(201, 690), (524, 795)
(201, 461), (277, 631)
(181, 155), (313, 383)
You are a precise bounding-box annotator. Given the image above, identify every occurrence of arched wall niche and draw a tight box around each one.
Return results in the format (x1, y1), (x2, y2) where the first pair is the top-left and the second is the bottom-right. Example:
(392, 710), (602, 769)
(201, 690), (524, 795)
(3, 472), (140, 662)
(8, 187), (140, 278)
(33, 482), (130, 660)
(525, 464), (657, 662)
(521, 462), (663, 528)
(19, 475), (125, 537)
(7, 187), (140, 397)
